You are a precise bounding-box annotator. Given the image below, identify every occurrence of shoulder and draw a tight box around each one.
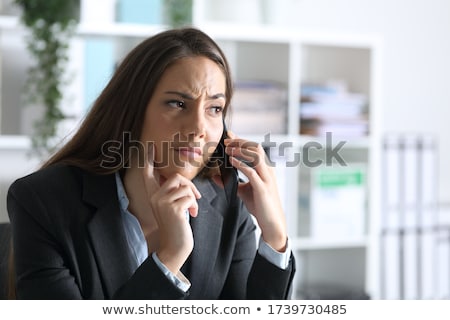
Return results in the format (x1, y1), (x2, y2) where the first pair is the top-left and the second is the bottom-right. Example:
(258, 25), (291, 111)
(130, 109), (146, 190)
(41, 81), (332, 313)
(7, 164), (117, 225)
(7, 165), (88, 228)
(7, 165), (95, 214)
(9, 164), (83, 196)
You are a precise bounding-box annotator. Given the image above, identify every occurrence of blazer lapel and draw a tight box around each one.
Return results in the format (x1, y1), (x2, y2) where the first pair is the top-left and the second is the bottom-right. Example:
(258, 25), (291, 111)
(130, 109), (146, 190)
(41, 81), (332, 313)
(184, 176), (224, 297)
(82, 171), (134, 299)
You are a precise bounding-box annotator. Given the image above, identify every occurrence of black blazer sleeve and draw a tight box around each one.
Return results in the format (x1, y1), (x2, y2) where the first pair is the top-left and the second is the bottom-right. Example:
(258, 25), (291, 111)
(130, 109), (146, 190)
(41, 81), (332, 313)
(219, 199), (296, 300)
(248, 253), (296, 299)
(8, 176), (84, 299)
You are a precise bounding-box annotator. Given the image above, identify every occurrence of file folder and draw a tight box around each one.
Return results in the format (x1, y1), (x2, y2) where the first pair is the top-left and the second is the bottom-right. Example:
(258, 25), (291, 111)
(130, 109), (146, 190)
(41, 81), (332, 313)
(380, 134), (438, 299)
(402, 137), (419, 299)
(436, 227), (450, 299)
(381, 136), (402, 299)
(418, 136), (438, 299)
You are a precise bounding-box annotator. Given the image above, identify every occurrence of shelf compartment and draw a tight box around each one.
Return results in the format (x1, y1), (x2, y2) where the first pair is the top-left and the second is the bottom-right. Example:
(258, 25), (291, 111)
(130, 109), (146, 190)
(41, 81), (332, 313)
(293, 247), (368, 299)
(291, 237), (368, 250)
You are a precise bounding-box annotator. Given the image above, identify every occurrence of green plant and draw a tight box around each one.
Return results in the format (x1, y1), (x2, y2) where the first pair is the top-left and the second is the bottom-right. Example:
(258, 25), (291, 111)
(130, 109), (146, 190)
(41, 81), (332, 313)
(14, 0), (79, 156)
(164, 0), (192, 27)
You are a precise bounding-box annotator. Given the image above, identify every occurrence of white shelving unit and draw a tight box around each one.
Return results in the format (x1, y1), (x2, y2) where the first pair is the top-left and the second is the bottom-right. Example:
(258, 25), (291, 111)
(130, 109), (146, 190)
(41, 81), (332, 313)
(0, 0), (383, 299)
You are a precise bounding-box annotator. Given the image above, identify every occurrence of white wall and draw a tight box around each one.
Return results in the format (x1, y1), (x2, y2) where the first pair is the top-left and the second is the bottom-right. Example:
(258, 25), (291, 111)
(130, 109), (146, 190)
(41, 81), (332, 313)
(282, 0), (450, 204)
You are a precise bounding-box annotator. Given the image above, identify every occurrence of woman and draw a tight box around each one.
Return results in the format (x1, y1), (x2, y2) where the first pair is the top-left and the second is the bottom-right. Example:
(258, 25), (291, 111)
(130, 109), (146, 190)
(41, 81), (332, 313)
(7, 27), (295, 299)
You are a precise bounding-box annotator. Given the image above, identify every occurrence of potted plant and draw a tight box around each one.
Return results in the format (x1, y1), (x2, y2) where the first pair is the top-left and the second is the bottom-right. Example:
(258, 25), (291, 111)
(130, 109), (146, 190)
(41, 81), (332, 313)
(164, 0), (192, 27)
(14, 0), (79, 156)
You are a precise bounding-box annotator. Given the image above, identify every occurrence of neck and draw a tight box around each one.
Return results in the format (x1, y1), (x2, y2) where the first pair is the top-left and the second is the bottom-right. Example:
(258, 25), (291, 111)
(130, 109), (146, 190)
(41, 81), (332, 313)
(123, 165), (158, 236)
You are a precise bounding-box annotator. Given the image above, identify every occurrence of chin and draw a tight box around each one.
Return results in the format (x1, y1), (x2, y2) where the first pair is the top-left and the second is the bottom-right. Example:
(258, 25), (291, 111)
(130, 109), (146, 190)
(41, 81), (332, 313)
(157, 164), (203, 181)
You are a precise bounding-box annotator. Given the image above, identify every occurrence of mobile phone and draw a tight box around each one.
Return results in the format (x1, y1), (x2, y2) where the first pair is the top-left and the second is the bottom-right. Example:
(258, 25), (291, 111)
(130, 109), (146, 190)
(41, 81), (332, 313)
(212, 120), (238, 205)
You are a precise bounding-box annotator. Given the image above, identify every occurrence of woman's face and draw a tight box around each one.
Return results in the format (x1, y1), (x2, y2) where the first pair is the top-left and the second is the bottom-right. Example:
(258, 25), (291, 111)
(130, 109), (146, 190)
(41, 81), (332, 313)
(140, 56), (227, 180)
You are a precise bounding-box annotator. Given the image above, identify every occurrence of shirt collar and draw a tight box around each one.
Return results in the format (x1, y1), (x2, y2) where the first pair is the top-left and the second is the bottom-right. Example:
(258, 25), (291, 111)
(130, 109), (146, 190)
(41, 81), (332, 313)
(115, 171), (130, 212)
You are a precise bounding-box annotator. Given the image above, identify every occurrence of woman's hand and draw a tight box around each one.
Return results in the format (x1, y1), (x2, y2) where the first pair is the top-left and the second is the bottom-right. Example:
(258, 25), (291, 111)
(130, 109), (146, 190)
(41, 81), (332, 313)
(224, 132), (287, 252)
(142, 146), (201, 274)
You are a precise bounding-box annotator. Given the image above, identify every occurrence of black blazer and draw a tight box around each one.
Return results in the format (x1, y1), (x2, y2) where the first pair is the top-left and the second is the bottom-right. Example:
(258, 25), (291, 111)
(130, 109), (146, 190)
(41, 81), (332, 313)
(7, 164), (295, 299)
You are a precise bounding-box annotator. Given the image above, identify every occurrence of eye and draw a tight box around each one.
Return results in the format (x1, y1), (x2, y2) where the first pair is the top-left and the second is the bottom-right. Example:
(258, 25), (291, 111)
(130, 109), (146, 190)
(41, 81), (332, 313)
(208, 106), (224, 116)
(167, 100), (185, 109)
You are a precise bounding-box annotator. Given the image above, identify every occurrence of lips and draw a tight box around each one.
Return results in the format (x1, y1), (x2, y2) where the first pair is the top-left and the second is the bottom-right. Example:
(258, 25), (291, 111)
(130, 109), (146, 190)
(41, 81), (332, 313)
(175, 146), (202, 158)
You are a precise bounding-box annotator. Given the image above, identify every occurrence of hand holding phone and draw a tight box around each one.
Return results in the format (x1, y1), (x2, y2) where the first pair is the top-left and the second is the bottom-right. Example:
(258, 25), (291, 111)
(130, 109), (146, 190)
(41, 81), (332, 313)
(224, 131), (288, 252)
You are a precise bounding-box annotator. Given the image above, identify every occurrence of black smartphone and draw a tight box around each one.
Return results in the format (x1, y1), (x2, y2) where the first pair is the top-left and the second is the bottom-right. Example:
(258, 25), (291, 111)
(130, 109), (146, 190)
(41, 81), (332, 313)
(212, 120), (239, 205)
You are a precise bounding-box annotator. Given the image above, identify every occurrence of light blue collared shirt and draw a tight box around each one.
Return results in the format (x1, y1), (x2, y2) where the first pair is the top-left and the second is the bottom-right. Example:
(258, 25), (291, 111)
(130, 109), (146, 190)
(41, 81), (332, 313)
(115, 172), (290, 292)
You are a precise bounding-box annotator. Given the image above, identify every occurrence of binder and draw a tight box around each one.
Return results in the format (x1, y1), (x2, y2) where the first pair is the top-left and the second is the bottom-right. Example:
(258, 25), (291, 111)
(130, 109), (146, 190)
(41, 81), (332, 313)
(436, 227), (450, 299)
(381, 136), (402, 299)
(117, 0), (163, 25)
(309, 165), (366, 240)
(381, 134), (439, 300)
(420, 228), (436, 299)
(381, 232), (402, 299)
(402, 137), (419, 299)
(84, 39), (115, 112)
(418, 136), (438, 299)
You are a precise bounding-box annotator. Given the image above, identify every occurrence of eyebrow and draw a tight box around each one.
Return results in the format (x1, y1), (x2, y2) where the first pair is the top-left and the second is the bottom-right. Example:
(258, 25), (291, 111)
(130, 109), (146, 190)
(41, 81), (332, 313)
(164, 91), (226, 100)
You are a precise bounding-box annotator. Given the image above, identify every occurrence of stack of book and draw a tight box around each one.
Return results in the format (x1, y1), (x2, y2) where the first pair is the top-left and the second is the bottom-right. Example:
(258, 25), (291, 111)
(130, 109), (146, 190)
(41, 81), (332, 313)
(299, 82), (369, 137)
(230, 80), (287, 135)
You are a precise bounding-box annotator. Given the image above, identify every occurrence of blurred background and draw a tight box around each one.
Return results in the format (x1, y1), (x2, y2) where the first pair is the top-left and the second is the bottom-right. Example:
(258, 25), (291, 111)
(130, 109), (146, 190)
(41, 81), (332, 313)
(0, 0), (449, 300)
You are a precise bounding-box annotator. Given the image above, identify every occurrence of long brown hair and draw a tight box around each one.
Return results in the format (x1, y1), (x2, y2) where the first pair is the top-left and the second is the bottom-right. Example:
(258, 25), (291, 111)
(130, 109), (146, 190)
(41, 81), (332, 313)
(7, 241), (15, 299)
(42, 27), (233, 174)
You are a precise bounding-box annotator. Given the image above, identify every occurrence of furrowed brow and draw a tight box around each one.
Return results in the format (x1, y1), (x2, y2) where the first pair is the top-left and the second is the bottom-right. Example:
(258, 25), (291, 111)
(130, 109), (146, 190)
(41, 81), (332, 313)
(164, 91), (225, 100)
(164, 91), (194, 100)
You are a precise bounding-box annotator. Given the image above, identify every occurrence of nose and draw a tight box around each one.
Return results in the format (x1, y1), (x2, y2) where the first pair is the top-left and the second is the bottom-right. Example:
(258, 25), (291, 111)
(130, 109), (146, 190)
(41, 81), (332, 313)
(183, 103), (206, 139)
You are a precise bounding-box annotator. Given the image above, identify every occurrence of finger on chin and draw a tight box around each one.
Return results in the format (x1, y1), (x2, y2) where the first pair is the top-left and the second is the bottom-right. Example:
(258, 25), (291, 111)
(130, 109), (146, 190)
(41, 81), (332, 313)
(143, 143), (160, 190)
